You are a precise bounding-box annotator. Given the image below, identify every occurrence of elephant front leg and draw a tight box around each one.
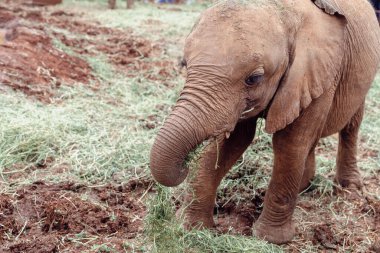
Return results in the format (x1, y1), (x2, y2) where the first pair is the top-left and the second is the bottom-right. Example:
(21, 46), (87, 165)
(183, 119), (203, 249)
(335, 104), (364, 190)
(182, 118), (257, 229)
(254, 131), (314, 244)
(299, 148), (316, 192)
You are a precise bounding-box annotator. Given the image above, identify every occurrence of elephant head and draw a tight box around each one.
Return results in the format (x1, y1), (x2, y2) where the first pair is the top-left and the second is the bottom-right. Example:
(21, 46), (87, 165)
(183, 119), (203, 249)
(150, 0), (346, 187)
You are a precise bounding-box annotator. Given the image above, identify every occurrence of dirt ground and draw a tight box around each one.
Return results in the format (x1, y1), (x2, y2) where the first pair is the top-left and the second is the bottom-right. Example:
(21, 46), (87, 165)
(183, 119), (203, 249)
(213, 173), (380, 252)
(0, 179), (152, 252)
(0, 5), (93, 102)
(0, 2), (164, 252)
(0, 1), (379, 253)
(0, 3), (175, 103)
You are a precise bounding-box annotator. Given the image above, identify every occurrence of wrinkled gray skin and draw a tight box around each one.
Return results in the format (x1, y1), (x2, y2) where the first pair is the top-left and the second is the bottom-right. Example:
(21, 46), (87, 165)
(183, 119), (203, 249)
(150, 0), (380, 244)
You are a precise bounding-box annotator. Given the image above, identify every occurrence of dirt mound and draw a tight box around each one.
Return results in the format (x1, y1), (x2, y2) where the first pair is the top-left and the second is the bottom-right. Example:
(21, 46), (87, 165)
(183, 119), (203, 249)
(313, 223), (344, 250)
(212, 171), (380, 251)
(7, 0), (62, 6)
(52, 25), (176, 81)
(30, 0), (62, 6)
(215, 188), (265, 236)
(0, 6), (94, 102)
(46, 10), (177, 81)
(0, 181), (148, 252)
(212, 165), (267, 235)
(288, 174), (380, 252)
(50, 18), (116, 37)
(0, 2), (178, 101)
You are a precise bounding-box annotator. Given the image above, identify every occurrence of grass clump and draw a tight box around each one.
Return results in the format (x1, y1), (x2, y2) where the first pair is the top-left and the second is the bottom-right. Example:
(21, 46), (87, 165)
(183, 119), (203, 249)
(185, 230), (283, 253)
(145, 185), (185, 252)
(145, 185), (283, 253)
(0, 56), (181, 186)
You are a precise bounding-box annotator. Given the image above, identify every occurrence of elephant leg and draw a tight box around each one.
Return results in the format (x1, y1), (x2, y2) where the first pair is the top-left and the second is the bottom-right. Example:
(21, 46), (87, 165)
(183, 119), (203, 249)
(335, 104), (364, 190)
(299, 147), (316, 192)
(253, 132), (307, 244)
(126, 0), (134, 9)
(254, 95), (332, 244)
(108, 0), (116, 9)
(182, 118), (257, 229)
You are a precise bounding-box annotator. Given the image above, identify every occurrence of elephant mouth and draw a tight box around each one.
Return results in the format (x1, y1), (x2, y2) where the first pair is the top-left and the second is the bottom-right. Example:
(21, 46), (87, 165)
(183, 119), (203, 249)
(180, 103), (259, 177)
(183, 107), (254, 170)
(182, 130), (229, 172)
(239, 98), (264, 121)
(240, 106), (256, 120)
(182, 138), (211, 171)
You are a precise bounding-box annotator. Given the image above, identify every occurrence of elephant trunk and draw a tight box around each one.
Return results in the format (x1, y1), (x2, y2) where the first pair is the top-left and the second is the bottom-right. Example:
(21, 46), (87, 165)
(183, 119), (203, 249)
(150, 105), (209, 187)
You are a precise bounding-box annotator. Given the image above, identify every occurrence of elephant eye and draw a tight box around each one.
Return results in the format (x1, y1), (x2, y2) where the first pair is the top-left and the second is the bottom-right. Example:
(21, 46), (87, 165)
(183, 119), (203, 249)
(245, 74), (263, 86)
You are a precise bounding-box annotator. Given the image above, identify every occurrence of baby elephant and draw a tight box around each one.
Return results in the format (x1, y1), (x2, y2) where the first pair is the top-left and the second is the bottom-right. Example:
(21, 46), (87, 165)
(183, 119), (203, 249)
(150, 0), (380, 244)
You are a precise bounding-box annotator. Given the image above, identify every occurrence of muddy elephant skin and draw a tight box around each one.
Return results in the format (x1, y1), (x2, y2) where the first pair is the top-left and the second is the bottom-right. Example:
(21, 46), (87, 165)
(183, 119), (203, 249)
(150, 0), (380, 244)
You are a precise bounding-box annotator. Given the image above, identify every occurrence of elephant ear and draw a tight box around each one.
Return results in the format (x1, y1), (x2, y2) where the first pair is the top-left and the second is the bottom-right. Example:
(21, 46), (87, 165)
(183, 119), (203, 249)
(265, 0), (347, 134)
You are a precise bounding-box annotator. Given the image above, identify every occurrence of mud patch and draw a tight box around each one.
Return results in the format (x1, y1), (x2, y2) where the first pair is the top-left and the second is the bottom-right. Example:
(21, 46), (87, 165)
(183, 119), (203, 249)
(214, 186), (265, 236)
(209, 169), (380, 252)
(313, 223), (343, 250)
(7, 236), (58, 253)
(45, 9), (177, 81)
(0, 5), (94, 102)
(0, 180), (150, 252)
(52, 24), (176, 81)
(287, 174), (380, 252)
(0, 2), (177, 102)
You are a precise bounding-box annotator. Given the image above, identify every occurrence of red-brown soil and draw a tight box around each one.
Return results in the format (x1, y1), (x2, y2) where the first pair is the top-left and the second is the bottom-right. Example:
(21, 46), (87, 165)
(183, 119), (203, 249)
(31, 0), (62, 5)
(44, 9), (176, 81)
(0, 180), (152, 252)
(213, 172), (380, 252)
(0, 3), (177, 102)
(0, 5), (93, 102)
(215, 187), (264, 236)
(8, 0), (62, 5)
(51, 22), (176, 81)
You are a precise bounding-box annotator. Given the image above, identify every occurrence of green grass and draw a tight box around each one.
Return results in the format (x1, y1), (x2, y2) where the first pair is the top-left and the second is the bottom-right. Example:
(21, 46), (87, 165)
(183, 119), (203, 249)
(0, 59), (182, 188)
(61, 0), (206, 42)
(360, 75), (380, 173)
(145, 185), (283, 253)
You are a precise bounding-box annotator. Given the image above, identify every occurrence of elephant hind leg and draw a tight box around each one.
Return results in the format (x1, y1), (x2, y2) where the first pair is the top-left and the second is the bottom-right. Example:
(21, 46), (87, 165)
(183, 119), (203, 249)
(182, 118), (257, 229)
(108, 0), (116, 9)
(335, 104), (364, 190)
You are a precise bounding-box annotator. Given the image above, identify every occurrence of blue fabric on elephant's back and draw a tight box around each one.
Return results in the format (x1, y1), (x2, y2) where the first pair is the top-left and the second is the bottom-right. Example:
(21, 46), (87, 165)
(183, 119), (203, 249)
(369, 0), (380, 19)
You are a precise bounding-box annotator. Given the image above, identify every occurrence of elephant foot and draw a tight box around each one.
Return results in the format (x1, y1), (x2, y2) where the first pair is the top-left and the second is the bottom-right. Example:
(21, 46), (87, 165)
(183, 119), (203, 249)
(176, 208), (215, 230)
(299, 177), (315, 193)
(253, 217), (295, 244)
(334, 184), (363, 201)
(334, 175), (363, 190)
(335, 165), (363, 190)
(334, 173), (363, 200)
(184, 214), (215, 230)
